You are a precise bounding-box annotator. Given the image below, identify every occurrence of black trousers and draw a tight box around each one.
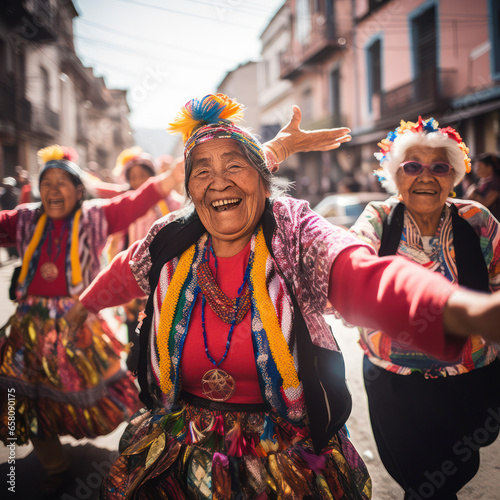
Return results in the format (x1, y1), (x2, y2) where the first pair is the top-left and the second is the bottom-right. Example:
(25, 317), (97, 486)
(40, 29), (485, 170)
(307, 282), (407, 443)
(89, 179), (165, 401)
(363, 356), (500, 500)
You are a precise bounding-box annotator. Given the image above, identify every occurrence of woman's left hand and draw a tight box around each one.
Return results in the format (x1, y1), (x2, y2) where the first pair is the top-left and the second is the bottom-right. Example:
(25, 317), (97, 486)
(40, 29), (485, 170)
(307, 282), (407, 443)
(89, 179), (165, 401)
(63, 300), (89, 339)
(444, 289), (500, 341)
(264, 106), (352, 165)
(157, 157), (185, 196)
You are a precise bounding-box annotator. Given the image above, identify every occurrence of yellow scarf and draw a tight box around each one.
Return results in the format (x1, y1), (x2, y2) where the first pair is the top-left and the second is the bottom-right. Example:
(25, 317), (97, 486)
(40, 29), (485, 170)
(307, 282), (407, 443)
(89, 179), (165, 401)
(18, 209), (83, 287)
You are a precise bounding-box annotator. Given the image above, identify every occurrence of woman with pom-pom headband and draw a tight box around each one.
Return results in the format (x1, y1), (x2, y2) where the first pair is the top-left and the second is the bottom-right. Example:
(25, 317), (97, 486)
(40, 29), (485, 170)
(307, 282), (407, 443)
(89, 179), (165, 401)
(0, 143), (185, 495)
(350, 117), (500, 497)
(71, 95), (500, 500)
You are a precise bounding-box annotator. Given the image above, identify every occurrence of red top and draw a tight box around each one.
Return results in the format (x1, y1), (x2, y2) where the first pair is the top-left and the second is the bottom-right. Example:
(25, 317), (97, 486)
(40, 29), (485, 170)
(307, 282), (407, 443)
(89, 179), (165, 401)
(180, 241), (263, 403)
(29, 218), (69, 296)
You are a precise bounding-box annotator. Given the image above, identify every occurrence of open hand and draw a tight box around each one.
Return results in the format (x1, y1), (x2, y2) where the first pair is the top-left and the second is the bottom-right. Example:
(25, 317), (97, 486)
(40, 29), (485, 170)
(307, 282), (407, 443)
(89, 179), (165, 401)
(264, 106), (352, 165)
(157, 156), (185, 196)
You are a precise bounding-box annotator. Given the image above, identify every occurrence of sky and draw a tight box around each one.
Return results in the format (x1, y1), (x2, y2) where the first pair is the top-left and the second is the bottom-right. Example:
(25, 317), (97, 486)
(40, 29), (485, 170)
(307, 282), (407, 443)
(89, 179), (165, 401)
(73, 0), (285, 131)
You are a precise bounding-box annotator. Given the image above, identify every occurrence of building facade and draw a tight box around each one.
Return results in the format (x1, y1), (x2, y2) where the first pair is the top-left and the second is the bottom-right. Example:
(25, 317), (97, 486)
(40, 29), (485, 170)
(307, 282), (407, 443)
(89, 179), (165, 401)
(253, 0), (500, 204)
(0, 0), (133, 180)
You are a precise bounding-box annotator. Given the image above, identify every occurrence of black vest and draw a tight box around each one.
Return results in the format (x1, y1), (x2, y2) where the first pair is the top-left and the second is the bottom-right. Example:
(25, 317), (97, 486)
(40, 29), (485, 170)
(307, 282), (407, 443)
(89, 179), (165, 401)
(136, 200), (351, 453)
(379, 201), (489, 292)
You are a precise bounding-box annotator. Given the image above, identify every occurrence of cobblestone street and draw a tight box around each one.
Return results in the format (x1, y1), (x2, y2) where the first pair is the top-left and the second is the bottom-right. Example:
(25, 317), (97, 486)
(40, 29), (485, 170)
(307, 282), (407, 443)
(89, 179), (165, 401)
(0, 249), (499, 499)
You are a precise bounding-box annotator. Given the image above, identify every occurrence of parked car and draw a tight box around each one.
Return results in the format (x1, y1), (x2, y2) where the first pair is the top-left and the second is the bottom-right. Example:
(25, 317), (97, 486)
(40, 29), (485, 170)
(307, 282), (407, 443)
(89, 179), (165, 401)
(313, 191), (389, 228)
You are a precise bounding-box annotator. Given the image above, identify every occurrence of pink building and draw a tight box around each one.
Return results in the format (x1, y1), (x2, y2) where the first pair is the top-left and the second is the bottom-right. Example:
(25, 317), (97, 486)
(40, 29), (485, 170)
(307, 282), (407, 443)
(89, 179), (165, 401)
(259, 0), (500, 203)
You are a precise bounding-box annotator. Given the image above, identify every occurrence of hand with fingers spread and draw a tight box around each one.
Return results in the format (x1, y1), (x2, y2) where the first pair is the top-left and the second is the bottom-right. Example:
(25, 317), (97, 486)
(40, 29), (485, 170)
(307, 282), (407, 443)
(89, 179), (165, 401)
(264, 105), (352, 167)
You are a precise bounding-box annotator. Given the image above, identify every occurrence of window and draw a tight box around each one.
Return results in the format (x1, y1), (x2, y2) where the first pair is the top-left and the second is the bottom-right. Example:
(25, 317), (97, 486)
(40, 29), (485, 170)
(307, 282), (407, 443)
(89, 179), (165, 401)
(40, 66), (50, 107)
(0, 38), (7, 81)
(411, 6), (437, 77)
(490, 0), (500, 78)
(329, 67), (341, 125)
(302, 88), (313, 122)
(369, 0), (390, 12)
(296, 0), (311, 45)
(366, 38), (382, 113)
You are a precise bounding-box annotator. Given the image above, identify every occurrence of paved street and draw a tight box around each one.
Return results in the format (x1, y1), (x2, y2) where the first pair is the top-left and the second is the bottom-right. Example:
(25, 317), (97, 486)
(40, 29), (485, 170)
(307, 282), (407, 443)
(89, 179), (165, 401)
(0, 249), (499, 499)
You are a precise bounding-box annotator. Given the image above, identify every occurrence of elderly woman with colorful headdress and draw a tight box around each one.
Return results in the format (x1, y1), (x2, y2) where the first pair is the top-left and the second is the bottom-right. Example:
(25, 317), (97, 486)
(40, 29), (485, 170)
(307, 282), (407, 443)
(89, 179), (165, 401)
(0, 145), (184, 494)
(68, 95), (500, 499)
(350, 117), (500, 498)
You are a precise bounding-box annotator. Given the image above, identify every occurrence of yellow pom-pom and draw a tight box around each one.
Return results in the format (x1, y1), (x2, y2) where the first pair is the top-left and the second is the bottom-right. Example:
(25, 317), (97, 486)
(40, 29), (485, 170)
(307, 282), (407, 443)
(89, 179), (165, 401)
(115, 146), (143, 169)
(37, 145), (65, 166)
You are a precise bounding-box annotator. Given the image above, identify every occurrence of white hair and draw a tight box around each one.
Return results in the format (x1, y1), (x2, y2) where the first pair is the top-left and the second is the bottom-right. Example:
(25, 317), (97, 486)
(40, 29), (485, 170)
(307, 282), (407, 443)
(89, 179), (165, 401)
(376, 131), (467, 194)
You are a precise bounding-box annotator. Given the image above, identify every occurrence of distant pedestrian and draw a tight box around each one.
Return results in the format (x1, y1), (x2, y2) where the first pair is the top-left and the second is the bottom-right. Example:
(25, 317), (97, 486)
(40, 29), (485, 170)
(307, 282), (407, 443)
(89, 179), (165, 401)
(466, 152), (500, 220)
(0, 178), (20, 259)
(0, 177), (19, 210)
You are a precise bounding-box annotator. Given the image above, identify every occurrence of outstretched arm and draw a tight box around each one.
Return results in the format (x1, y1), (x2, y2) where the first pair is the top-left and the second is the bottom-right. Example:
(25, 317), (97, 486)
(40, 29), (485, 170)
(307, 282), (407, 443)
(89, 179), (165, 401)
(263, 106), (351, 168)
(329, 246), (500, 360)
(65, 241), (145, 334)
(104, 160), (185, 234)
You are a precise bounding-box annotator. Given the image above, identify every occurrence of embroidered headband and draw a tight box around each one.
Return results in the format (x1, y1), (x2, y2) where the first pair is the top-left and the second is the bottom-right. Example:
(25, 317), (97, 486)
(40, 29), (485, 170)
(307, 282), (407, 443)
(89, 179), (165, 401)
(374, 117), (471, 194)
(38, 145), (83, 186)
(167, 94), (269, 178)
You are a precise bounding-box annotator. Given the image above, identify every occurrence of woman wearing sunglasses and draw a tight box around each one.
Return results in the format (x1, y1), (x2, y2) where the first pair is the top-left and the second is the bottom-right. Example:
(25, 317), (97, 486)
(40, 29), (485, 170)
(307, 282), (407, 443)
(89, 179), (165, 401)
(350, 117), (500, 499)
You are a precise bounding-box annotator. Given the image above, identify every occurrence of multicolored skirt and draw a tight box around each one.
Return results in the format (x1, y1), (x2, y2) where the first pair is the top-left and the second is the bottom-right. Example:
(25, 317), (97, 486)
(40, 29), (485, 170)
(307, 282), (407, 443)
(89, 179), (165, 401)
(101, 394), (372, 499)
(0, 296), (141, 444)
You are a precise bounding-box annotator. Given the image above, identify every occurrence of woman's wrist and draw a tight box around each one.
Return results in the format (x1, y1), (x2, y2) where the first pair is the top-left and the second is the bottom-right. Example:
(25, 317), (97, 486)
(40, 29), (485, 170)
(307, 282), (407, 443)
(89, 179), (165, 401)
(264, 139), (291, 164)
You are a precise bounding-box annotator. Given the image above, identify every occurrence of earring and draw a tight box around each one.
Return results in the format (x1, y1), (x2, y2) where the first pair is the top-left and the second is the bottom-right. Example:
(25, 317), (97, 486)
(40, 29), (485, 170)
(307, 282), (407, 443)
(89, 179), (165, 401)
(449, 191), (456, 198)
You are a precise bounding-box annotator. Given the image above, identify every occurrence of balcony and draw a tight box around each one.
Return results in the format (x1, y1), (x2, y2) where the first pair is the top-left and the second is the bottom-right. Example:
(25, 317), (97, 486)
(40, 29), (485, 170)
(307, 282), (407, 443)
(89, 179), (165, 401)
(4, 0), (58, 42)
(281, 13), (341, 80)
(31, 105), (60, 138)
(19, 98), (32, 130)
(0, 82), (16, 122)
(378, 68), (456, 125)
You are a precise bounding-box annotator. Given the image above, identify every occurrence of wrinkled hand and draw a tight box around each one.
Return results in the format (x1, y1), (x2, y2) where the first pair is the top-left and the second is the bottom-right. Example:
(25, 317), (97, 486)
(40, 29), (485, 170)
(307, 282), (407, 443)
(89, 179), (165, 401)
(157, 156), (185, 196)
(264, 106), (352, 164)
(170, 156), (185, 186)
(64, 300), (89, 339)
(444, 289), (500, 342)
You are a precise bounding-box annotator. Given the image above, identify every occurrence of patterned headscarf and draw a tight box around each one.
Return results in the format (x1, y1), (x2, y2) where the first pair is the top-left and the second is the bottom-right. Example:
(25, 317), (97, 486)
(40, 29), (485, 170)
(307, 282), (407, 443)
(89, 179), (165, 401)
(374, 117), (471, 194)
(38, 145), (83, 186)
(167, 94), (269, 183)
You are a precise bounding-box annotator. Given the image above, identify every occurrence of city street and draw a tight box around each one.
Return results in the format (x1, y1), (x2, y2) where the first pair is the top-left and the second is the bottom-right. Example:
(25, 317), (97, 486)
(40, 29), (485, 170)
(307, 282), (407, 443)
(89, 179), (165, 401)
(0, 249), (499, 499)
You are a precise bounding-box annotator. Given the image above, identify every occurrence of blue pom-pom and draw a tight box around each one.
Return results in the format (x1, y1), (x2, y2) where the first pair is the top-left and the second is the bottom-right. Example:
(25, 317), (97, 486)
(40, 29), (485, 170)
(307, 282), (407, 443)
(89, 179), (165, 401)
(190, 95), (226, 124)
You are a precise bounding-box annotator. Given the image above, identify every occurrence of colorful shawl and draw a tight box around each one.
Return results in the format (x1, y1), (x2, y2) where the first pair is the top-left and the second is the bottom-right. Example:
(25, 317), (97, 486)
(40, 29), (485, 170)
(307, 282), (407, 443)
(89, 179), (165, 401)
(350, 197), (500, 376)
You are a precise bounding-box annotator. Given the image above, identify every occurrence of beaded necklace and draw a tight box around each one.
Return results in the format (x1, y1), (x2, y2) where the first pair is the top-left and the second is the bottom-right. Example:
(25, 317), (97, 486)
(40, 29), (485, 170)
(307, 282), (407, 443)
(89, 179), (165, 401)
(196, 236), (253, 401)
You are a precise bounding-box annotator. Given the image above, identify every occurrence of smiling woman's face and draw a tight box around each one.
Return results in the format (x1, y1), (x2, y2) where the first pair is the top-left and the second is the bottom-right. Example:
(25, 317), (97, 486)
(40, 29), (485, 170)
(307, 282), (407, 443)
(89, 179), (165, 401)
(395, 146), (455, 219)
(188, 139), (269, 255)
(39, 168), (83, 220)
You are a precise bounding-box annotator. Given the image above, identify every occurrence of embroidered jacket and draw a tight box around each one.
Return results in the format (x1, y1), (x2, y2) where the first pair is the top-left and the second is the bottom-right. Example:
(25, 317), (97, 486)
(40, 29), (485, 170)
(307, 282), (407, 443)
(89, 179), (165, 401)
(15, 202), (108, 298)
(350, 197), (500, 376)
(130, 197), (371, 421)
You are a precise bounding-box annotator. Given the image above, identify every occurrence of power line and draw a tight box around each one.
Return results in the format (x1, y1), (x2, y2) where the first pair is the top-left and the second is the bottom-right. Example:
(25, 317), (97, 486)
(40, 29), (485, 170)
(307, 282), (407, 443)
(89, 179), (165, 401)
(182, 0), (276, 17)
(76, 34), (232, 70)
(116, 0), (257, 30)
(76, 19), (235, 62)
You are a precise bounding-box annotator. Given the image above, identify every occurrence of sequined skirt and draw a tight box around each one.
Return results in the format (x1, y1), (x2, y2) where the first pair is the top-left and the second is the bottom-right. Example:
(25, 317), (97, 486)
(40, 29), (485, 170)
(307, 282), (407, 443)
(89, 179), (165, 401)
(101, 395), (372, 499)
(0, 296), (141, 444)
